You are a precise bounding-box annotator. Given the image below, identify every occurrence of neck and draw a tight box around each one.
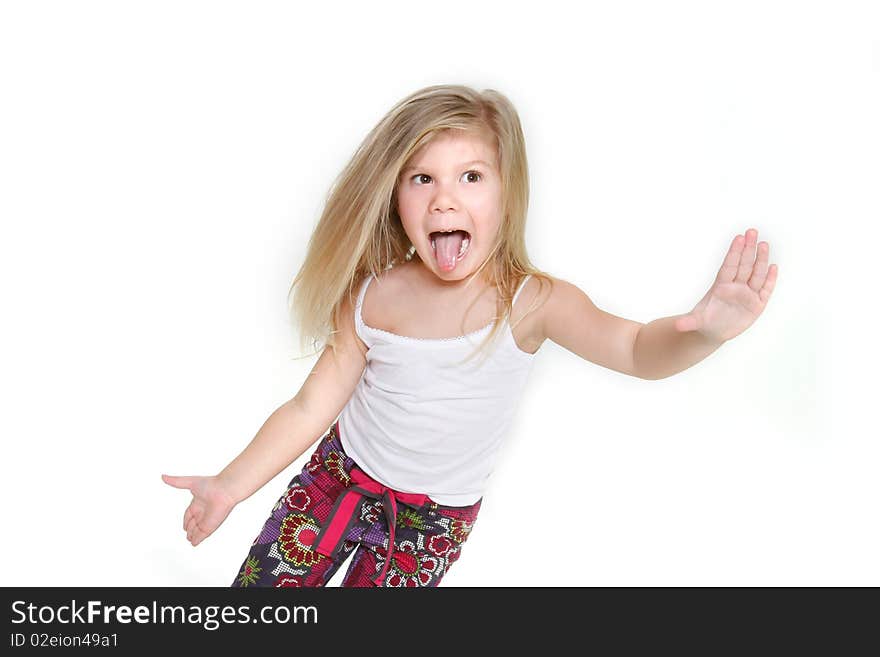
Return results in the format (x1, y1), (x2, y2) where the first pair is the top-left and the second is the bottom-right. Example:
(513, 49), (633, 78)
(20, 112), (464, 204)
(407, 259), (494, 294)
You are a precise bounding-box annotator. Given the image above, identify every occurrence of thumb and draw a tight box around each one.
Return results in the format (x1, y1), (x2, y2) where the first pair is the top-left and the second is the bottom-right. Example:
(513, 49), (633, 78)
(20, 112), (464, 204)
(674, 313), (701, 332)
(162, 474), (195, 490)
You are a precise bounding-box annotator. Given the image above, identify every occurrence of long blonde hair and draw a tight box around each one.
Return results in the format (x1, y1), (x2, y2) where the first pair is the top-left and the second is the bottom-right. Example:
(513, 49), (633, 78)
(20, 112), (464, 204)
(287, 84), (552, 365)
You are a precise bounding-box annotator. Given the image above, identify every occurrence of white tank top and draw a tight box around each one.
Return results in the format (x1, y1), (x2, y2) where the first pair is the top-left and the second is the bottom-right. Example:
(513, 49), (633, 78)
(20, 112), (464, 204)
(337, 273), (537, 506)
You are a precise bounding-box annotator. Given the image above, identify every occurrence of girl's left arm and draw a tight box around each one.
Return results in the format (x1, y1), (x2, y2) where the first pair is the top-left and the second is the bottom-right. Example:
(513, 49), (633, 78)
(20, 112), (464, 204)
(540, 228), (778, 380)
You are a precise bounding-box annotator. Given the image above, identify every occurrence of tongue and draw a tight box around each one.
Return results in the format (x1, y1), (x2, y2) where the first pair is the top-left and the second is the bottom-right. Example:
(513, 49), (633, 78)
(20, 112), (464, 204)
(433, 231), (464, 271)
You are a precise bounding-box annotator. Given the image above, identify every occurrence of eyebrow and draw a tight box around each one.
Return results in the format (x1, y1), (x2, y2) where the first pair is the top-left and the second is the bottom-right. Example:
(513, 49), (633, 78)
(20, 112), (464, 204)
(401, 159), (494, 175)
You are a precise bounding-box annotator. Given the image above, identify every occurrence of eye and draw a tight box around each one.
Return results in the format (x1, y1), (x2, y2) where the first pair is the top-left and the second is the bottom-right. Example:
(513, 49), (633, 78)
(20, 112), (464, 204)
(410, 171), (483, 185)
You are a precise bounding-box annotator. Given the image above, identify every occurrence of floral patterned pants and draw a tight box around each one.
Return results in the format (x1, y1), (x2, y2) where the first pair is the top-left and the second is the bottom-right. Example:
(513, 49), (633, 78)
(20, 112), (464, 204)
(230, 421), (482, 588)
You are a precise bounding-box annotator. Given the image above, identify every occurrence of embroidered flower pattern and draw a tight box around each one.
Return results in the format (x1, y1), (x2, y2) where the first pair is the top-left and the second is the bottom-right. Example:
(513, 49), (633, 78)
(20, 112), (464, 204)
(278, 513), (324, 567)
(427, 534), (454, 557)
(284, 485), (313, 513)
(396, 507), (428, 531)
(324, 451), (350, 486)
(375, 542), (441, 587)
(274, 574), (304, 587)
(449, 518), (474, 544)
(361, 500), (383, 524)
(307, 449), (323, 473)
(236, 555), (262, 587)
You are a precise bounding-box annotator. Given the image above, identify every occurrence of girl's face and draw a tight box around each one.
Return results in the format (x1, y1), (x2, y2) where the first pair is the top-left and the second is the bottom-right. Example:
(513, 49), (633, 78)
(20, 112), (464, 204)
(396, 130), (502, 282)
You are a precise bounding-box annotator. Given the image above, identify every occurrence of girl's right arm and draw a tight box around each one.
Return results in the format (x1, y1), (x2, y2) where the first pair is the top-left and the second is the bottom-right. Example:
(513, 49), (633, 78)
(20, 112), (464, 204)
(162, 293), (368, 545)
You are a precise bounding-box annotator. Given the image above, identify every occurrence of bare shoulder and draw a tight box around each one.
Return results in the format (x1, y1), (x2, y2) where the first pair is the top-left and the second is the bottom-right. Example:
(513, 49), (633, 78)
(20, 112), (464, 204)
(509, 273), (557, 354)
(359, 265), (409, 331)
(532, 274), (582, 328)
(511, 273), (606, 352)
(531, 274), (644, 377)
(337, 288), (369, 361)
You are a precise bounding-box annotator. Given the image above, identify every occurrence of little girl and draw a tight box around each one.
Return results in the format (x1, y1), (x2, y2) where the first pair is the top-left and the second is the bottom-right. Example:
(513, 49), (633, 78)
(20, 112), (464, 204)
(163, 84), (779, 587)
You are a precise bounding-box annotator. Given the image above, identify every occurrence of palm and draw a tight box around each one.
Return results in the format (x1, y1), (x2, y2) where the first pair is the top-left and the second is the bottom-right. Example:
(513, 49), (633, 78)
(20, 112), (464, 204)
(675, 228), (779, 344)
(162, 474), (237, 547)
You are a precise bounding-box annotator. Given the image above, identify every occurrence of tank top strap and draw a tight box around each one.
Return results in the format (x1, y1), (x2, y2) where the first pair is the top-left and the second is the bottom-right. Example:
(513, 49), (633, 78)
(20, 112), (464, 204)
(512, 274), (532, 306)
(355, 273), (374, 323)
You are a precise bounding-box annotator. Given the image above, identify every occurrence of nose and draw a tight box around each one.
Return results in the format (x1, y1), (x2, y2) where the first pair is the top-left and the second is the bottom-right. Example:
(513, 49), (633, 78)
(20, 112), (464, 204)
(431, 181), (459, 214)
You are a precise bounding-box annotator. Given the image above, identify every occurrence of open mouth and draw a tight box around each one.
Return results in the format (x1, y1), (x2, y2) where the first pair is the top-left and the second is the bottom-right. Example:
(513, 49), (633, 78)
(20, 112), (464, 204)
(429, 229), (471, 271)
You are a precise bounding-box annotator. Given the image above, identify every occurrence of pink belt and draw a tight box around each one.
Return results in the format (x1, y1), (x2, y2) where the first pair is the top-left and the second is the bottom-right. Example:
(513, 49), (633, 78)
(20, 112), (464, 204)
(313, 464), (434, 587)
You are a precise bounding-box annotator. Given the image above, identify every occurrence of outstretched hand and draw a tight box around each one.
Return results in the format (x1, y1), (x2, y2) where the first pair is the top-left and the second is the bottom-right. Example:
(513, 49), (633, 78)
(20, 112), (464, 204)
(675, 228), (779, 344)
(162, 474), (238, 547)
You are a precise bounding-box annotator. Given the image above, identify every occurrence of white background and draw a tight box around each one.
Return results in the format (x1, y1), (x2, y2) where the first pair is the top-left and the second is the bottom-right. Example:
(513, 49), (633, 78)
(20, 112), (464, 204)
(1, 1), (875, 587)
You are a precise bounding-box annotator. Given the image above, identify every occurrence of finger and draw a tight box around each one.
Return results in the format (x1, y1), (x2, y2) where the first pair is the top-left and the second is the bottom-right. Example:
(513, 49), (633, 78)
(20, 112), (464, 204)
(759, 264), (778, 304)
(734, 228), (758, 284)
(748, 241), (770, 292)
(185, 515), (196, 536)
(716, 233), (745, 285)
(162, 475), (193, 490)
(184, 505), (193, 532)
(189, 523), (205, 547)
